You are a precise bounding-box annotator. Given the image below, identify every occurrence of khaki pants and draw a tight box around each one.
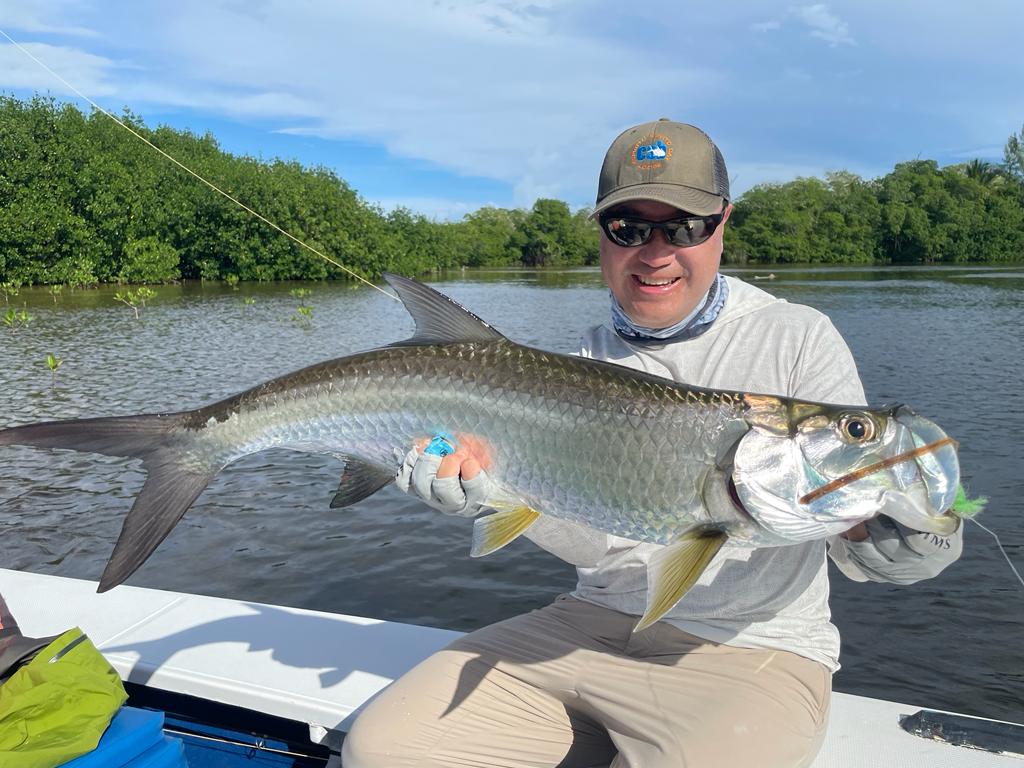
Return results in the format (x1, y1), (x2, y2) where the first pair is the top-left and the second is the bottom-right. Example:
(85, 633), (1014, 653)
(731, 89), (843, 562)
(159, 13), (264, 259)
(342, 595), (830, 768)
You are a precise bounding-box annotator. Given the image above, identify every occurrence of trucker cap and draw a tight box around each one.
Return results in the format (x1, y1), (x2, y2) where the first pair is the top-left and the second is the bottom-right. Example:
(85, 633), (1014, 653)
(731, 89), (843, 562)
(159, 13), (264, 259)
(594, 119), (730, 217)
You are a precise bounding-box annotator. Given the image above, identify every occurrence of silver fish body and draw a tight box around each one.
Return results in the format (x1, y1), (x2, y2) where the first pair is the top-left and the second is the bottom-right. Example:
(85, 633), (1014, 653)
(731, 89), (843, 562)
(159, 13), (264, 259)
(185, 340), (755, 543)
(0, 274), (962, 628)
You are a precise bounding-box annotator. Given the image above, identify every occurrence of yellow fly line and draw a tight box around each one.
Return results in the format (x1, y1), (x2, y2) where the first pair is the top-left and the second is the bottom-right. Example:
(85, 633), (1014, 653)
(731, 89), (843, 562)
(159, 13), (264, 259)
(0, 27), (398, 301)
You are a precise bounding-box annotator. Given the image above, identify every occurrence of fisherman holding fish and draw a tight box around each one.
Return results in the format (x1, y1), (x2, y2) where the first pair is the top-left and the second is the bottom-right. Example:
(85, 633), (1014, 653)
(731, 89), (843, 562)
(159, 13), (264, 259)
(0, 118), (969, 767)
(342, 120), (965, 768)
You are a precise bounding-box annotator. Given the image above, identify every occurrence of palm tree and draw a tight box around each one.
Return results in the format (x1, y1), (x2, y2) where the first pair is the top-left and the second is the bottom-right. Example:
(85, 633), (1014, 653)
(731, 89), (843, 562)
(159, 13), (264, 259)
(964, 158), (1001, 185)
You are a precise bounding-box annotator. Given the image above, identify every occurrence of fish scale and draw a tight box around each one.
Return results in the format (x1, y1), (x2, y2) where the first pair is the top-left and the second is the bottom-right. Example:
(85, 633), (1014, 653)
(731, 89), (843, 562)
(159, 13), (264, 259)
(215, 340), (744, 544)
(0, 274), (960, 630)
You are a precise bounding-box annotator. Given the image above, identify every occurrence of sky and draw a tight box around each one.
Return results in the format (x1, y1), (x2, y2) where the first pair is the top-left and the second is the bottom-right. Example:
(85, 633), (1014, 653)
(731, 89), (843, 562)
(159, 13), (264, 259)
(1, 1), (1022, 220)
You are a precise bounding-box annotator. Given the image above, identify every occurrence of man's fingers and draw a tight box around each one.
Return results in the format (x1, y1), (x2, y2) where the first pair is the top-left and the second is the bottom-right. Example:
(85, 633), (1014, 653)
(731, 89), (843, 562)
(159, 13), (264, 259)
(461, 470), (490, 509)
(461, 457), (482, 481)
(410, 451), (444, 501)
(432, 475), (467, 509)
(436, 451), (464, 479)
(395, 447), (419, 493)
(437, 449), (482, 481)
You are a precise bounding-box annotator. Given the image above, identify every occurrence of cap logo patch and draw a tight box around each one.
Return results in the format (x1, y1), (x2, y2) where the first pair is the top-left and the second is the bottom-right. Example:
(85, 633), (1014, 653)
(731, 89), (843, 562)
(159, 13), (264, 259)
(631, 134), (673, 170)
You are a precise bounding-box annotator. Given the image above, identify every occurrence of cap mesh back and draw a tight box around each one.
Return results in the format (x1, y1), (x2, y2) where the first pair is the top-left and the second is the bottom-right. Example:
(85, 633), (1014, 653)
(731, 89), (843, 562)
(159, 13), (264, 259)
(711, 146), (729, 200)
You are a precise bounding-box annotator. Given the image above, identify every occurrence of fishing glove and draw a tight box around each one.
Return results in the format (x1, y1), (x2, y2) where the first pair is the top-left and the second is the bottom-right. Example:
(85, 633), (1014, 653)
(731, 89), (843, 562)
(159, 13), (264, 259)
(395, 447), (492, 517)
(836, 515), (963, 585)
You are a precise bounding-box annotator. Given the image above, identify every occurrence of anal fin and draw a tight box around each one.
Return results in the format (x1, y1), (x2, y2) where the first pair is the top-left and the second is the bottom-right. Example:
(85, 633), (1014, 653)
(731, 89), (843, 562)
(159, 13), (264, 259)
(330, 458), (395, 508)
(470, 506), (541, 557)
(635, 527), (728, 632)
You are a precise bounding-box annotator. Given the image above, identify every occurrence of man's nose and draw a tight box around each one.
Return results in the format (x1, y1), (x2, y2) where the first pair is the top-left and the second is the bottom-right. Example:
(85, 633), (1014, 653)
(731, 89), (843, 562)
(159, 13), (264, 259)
(636, 230), (679, 264)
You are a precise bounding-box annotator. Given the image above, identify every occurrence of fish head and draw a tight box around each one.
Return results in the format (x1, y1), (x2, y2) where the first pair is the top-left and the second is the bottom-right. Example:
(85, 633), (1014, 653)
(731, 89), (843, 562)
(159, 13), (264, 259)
(732, 399), (960, 542)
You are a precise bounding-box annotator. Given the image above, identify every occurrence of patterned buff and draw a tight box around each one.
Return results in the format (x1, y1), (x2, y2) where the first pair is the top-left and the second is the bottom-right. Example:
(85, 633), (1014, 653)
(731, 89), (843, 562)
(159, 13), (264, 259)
(610, 273), (730, 346)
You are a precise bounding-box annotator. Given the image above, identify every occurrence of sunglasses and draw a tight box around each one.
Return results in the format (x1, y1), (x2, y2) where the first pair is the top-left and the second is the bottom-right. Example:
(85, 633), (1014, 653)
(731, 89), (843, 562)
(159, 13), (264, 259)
(599, 209), (725, 248)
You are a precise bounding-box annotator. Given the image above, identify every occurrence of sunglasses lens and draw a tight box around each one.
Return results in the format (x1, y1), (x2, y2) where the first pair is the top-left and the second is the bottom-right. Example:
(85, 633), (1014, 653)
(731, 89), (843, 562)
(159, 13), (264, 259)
(667, 219), (713, 246)
(603, 218), (650, 247)
(601, 212), (722, 247)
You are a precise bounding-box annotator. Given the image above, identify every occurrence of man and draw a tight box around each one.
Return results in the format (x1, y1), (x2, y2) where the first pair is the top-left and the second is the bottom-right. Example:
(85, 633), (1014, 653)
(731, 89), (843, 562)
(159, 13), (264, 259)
(342, 119), (963, 767)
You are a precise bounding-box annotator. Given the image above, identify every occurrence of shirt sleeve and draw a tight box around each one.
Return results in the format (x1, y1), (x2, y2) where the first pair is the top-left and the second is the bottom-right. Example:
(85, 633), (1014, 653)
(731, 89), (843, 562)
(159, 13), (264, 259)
(788, 315), (867, 406)
(522, 515), (611, 568)
(793, 317), (966, 583)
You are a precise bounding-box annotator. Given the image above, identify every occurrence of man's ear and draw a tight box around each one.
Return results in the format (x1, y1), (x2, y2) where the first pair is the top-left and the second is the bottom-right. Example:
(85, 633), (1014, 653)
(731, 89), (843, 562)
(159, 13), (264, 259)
(720, 203), (733, 225)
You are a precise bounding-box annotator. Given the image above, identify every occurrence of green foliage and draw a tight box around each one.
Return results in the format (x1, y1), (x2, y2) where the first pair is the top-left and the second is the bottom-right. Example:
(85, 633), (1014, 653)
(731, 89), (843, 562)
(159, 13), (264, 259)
(728, 148), (1024, 264)
(113, 286), (156, 319)
(0, 96), (1020, 275)
(291, 304), (314, 329)
(119, 236), (180, 283)
(3, 306), (31, 330)
(459, 207), (519, 266)
(45, 352), (64, 387)
(0, 281), (19, 304)
(509, 200), (600, 267)
(726, 173), (881, 264)
(1004, 124), (1024, 183)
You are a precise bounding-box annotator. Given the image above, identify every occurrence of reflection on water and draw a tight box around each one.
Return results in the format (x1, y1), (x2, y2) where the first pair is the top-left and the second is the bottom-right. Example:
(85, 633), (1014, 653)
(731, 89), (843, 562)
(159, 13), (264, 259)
(0, 265), (1022, 721)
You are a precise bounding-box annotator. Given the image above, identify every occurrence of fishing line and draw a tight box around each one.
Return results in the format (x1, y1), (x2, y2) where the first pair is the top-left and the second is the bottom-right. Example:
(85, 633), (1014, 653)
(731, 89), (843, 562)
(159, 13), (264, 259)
(968, 518), (1024, 591)
(0, 27), (398, 301)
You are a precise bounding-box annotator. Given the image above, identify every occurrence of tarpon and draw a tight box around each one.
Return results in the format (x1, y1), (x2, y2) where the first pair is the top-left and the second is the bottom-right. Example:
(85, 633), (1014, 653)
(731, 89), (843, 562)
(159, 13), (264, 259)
(0, 275), (962, 630)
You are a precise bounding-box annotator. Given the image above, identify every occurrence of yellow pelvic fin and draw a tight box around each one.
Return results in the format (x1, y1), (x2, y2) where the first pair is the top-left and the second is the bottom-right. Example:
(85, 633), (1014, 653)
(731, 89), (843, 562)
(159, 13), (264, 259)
(635, 528), (728, 633)
(470, 506), (541, 557)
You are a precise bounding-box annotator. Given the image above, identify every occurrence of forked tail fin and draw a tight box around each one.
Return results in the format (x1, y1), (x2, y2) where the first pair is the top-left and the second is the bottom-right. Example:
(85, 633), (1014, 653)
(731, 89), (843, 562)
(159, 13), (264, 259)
(0, 413), (219, 592)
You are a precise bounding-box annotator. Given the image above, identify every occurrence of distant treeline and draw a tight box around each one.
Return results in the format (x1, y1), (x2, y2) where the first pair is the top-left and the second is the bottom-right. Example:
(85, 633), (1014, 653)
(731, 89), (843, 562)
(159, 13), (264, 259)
(1, 95), (1023, 285)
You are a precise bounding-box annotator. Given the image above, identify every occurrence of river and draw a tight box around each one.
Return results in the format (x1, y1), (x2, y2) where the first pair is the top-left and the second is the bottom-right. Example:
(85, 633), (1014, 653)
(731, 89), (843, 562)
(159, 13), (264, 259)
(0, 265), (1021, 722)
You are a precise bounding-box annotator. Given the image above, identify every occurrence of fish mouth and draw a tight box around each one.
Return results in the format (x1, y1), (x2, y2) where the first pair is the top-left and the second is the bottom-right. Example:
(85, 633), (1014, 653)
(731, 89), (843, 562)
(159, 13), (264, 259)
(892, 407), (960, 516)
(798, 435), (957, 505)
(798, 406), (960, 523)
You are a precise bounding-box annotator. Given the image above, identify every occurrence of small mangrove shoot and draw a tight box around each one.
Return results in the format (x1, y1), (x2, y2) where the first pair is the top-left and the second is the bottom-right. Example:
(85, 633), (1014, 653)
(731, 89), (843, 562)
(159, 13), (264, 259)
(3, 306), (32, 332)
(46, 353), (64, 387)
(114, 287), (157, 319)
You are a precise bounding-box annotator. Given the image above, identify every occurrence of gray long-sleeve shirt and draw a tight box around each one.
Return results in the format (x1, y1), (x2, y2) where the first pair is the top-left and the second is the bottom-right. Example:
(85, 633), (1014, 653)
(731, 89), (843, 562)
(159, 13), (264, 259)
(524, 276), (963, 671)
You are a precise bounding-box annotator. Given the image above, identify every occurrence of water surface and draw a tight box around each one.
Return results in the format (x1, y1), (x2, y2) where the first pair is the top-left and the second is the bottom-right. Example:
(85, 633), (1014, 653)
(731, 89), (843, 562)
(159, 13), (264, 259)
(0, 265), (1021, 722)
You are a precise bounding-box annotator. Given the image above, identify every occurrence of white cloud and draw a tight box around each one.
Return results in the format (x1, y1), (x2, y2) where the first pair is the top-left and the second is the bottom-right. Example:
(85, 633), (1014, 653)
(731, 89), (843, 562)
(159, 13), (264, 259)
(2, 0), (1021, 215)
(0, 42), (115, 95)
(792, 4), (855, 46)
(0, 2), (99, 38)
(16, 0), (721, 210)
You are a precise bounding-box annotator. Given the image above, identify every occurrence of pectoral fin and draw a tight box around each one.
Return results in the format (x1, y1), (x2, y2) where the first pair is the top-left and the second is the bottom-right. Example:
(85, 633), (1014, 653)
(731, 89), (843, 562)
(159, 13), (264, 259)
(635, 527), (728, 632)
(470, 506), (541, 557)
(330, 458), (395, 508)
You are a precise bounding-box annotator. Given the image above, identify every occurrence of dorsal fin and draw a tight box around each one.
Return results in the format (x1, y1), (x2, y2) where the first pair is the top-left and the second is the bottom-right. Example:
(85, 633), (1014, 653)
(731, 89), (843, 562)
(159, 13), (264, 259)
(383, 273), (506, 345)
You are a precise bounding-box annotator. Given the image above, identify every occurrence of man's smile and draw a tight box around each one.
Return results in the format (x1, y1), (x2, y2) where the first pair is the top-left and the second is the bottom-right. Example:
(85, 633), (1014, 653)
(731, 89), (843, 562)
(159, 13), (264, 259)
(632, 275), (682, 291)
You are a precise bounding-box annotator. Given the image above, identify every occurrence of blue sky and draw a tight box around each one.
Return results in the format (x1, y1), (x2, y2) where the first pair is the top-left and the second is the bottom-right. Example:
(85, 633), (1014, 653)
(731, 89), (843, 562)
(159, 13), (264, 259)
(1, 1), (1022, 220)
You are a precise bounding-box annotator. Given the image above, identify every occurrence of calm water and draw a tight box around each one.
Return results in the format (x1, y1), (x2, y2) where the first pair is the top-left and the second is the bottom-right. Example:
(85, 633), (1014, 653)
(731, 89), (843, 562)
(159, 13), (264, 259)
(1, 266), (1022, 722)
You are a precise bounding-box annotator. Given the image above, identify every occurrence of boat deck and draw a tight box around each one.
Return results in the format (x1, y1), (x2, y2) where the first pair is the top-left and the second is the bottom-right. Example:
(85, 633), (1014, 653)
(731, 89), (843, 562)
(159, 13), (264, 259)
(1, 568), (1019, 766)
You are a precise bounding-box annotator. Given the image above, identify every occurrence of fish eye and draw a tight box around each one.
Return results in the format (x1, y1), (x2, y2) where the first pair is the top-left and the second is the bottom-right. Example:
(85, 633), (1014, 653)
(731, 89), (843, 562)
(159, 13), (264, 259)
(838, 413), (876, 443)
